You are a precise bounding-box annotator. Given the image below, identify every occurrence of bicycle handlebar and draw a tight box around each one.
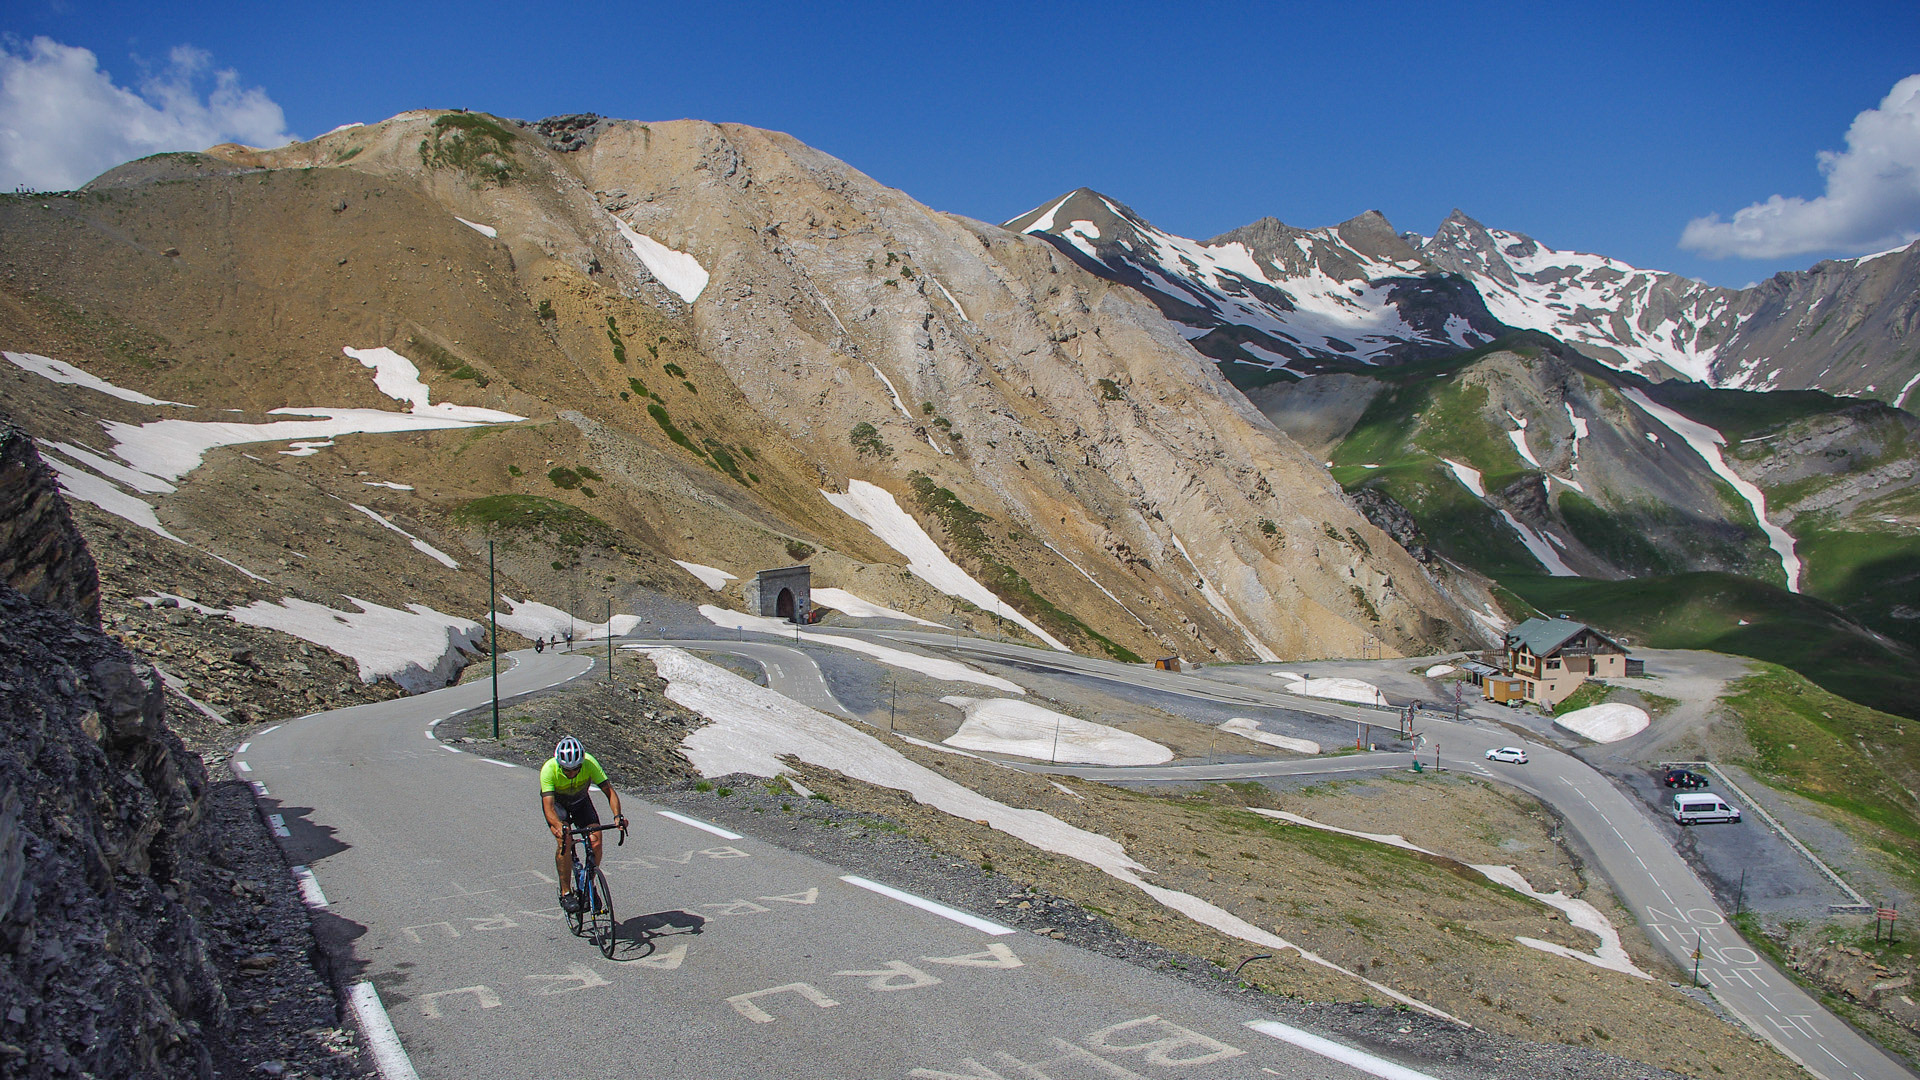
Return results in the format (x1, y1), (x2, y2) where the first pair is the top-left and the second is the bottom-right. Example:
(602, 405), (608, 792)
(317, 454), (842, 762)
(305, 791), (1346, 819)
(562, 820), (628, 845)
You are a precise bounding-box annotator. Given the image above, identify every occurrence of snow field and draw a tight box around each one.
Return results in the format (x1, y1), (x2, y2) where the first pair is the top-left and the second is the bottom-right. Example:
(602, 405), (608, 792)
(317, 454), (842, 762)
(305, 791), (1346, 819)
(1250, 810), (1650, 980)
(1441, 458), (1485, 497)
(143, 593), (483, 693)
(642, 647), (1464, 1024)
(453, 217), (497, 239)
(1272, 672), (1388, 706)
(1497, 509), (1578, 577)
(698, 605), (1024, 694)
(341, 347), (525, 422)
(810, 587), (944, 627)
(493, 596), (641, 643)
(938, 696), (1171, 766)
(1424, 664), (1456, 677)
(1553, 703), (1650, 743)
(613, 218), (709, 303)
(1219, 718), (1319, 755)
(672, 560), (736, 591)
(1623, 388), (1800, 592)
(820, 480), (1070, 651)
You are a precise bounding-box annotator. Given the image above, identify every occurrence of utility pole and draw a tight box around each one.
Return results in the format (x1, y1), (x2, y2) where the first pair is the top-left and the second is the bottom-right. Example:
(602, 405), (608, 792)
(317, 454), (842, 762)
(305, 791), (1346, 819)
(606, 595), (613, 683)
(889, 673), (897, 731)
(1050, 714), (1062, 765)
(489, 540), (500, 739)
(1692, 931), (1704, 987)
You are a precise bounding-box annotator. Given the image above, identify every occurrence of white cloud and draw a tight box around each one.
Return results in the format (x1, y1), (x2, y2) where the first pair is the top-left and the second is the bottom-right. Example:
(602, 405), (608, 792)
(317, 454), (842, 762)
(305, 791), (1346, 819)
(0, 37), (294, 192)
(1681, 75), (1920, 260)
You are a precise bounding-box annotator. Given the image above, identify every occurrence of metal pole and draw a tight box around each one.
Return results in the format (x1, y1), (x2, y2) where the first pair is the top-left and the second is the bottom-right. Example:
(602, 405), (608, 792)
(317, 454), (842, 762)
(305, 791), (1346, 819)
(489, 540), (500, 739)
(1692, 931), (1703, 987)
(1050, 715), (1061, 765)
(889, 673), (897, 731)
(607, 596), (613, 683)
(1736, 869), (1746, 916)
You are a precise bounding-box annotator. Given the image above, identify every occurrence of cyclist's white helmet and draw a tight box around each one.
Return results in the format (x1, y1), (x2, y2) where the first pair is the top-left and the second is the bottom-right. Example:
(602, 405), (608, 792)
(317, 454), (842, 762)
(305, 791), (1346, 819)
(555, 736), (585, 769)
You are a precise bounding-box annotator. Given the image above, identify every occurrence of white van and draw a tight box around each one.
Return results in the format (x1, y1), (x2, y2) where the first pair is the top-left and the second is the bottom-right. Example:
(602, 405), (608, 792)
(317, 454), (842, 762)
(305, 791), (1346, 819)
(1672, 792), (1741, 825)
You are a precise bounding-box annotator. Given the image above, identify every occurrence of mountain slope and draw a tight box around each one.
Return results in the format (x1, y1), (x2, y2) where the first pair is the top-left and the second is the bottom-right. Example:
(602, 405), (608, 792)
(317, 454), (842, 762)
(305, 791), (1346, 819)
(1007, 189), (1508, 378)
(1418, 212), (1920, 400)
(0, 110), (1495, 708)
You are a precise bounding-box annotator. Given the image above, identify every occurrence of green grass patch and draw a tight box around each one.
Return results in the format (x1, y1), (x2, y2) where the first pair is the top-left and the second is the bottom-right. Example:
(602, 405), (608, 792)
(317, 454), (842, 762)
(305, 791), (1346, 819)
(1720, 663), (1920, 893)
(850, 422), (890, 458)
(449, 494), (613, 548)
(648, 403), (707, 459)
(1551, 681), (1611, 716)
(606, 315), (628, 364)
(418, 112), (519, 184)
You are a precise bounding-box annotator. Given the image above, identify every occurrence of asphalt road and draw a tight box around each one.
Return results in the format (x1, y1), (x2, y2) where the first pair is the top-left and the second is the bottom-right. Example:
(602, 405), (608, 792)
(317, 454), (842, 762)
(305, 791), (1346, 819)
(822, 628), (1915, 1080)
(241, 646), (1471, 1080)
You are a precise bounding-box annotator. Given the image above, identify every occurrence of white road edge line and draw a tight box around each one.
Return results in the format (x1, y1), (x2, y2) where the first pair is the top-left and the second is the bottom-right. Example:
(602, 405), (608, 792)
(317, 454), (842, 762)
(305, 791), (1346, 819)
(237, 742), (251, 753)
(290, 865), (329, 909)
(235, 761), (252, 773)
(1245, 1020), (1438, 1080)
(258, 725), (280, 735)
(839, 875), (1016, 936)
(349, 981), (420, 1080)
(482, 758), (517, 768)
(655, 810), (743, 840)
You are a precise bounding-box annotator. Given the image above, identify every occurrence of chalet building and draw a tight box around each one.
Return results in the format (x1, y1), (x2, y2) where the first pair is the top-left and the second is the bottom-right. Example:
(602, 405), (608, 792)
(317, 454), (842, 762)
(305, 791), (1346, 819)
(1492, 617), (1630, 708)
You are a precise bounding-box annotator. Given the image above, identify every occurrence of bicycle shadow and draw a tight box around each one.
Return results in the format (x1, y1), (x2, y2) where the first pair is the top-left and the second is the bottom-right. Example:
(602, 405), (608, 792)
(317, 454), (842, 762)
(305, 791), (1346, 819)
(602, 910), (705, 962)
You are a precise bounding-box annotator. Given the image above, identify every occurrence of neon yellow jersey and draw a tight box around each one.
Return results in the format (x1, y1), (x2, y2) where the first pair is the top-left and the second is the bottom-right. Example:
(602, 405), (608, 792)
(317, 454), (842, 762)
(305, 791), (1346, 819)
(540, 753), (607, 800)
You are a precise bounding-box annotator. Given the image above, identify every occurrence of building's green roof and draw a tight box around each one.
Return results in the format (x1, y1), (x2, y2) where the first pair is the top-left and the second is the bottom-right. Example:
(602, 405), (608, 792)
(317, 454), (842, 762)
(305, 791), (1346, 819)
(1506, 617), (1594, 656)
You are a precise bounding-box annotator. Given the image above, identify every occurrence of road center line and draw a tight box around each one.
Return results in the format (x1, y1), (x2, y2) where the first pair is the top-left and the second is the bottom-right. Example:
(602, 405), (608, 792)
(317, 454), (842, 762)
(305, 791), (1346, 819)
(656, 810), (744, 840)
(348, 982), (420, 1080)
(1245, 1020), (1438, 1079)
(840, 875), (1016, 935)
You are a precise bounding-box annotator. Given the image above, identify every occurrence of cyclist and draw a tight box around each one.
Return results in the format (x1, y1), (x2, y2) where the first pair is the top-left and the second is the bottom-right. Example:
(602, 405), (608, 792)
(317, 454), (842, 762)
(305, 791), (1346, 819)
(540, 736), (627, 913)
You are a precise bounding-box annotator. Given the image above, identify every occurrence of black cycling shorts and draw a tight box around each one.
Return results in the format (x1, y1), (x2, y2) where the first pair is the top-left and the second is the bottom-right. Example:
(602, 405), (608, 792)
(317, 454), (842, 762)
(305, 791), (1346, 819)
(545, 791), (599, 829)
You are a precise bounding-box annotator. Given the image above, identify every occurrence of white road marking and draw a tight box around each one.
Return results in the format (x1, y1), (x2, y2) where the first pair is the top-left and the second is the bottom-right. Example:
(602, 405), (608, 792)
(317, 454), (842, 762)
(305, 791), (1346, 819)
(348, 981), (420, 1080)
(423, 730), (434, 740)
(258, 725), (280, 735)
(250, 781), (269, 797)
(656, 810), (744, 840)
(268, 813), (291, 838)
(291, 865), (328, 909)
(443, 745), (462, 754)
(839, 875), (1015, 935)
(1756, 992), (1778, 1009)
(237, 742), (251, 753)
(1635, 857), (1647, 869)
(482, 758), (517, 768)
(1245, 1020), (1438, 1079)
(235, 761), (252, 773)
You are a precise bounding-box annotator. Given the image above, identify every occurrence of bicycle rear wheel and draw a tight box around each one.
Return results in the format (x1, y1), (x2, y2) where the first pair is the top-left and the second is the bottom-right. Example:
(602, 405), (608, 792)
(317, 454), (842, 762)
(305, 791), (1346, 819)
(589, 866), (616, 958)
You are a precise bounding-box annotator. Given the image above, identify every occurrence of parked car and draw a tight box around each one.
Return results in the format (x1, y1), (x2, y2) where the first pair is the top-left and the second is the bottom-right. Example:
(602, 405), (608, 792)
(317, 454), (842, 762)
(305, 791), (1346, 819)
(1485, 746), (1528, 764)
(1663, 768), (1709, 789)
(1672, 792), (1741, 825)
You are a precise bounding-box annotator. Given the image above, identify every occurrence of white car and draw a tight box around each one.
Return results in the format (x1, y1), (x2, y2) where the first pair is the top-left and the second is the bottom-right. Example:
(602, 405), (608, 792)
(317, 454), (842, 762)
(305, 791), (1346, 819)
(1485, 746), (1528, 764)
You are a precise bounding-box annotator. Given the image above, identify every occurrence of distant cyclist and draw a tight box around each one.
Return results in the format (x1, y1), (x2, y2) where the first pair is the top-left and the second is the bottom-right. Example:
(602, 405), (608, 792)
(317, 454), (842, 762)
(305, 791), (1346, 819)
(541, 736), (627, 913)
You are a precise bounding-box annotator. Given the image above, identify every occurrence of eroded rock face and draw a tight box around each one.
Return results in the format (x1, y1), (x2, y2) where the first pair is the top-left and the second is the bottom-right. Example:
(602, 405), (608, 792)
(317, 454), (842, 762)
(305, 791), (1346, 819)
(0, 423), (100, 626)
(0, 430), (224, 1077)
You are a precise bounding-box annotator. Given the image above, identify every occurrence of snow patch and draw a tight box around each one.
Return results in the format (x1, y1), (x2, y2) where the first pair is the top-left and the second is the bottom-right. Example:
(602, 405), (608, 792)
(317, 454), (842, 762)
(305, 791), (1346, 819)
(1167, 533), (1278, 662)
(280, 440), (332, 457)
(1498, 509), (1578, 576)
(453, 217), (497, 239)
(6, 351), (191, 406)
(1895, 370), (1920, 411)
(821, 480), (1069, 651)
(40, 441), (174, 493)
(493, 596), (640, 643)
(1441, 458), (1485, 497)
(1424, 664), (1456, 677)
(1507, 426), (1541, 467)
(1220, 718), (1319, 754)
(1553, 703), (1649, 743)
(42, 454), (182, 542)
(361, 481), (414, 491)
(811, 587), (943, 626)
(349, 503), (460, 568)
(148, 593), (482, 693)
(672, 560), (736, 591)
(613, 218), (708, 303)
(698, 606), (1024, 694)
(1272, 672), (1387, 706)
(868, 363), (915, 420)
(342, 347), (524, 422)
(939, 696), (1171, 766)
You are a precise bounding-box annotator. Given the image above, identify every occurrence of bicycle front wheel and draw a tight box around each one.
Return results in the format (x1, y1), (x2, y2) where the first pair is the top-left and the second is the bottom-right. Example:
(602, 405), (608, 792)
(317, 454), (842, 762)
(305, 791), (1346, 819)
(589, 866), (616, 958)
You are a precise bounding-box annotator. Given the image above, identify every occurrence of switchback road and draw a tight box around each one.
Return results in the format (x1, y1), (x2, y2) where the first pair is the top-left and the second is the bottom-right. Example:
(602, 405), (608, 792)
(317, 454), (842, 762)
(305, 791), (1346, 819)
(242, 646), (1491, 1080)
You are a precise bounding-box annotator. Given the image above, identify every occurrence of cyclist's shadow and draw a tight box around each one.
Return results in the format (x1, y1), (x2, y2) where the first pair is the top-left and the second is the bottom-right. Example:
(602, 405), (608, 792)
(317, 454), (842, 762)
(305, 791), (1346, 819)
(605, 910), (705, 962)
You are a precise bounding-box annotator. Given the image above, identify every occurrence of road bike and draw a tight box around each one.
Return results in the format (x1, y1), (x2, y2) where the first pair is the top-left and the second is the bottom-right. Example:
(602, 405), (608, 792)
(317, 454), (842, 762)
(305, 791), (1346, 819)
(561, 820), (625, 958)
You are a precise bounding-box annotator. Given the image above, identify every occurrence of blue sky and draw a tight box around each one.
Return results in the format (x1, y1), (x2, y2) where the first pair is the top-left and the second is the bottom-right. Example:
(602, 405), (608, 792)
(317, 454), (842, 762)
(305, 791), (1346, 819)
(5, 0), (1918, 287)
